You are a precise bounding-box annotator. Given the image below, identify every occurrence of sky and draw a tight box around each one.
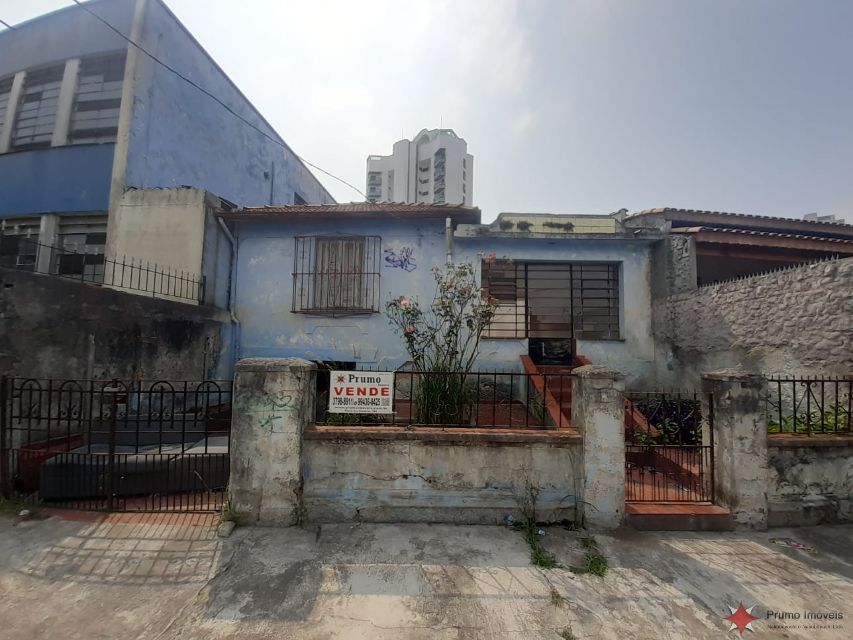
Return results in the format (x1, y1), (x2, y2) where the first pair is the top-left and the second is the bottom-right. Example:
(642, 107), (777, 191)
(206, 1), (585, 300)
(2, 0), (853, 223)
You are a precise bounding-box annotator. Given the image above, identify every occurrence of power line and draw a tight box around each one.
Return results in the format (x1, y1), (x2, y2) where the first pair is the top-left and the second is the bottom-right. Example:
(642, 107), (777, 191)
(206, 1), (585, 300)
(69, 0), (365, 199)
(0, 18), (16, 29)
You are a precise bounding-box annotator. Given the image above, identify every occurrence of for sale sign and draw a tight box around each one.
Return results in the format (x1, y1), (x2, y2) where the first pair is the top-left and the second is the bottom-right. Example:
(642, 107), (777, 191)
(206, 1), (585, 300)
(328, 371), (395, 414)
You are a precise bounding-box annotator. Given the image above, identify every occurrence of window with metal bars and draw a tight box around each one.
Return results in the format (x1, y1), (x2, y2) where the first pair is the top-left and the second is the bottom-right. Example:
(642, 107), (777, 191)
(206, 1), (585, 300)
(11, 64), (64, 151)
(69, 53), (126, 144)
(292, 236), (381, 315)
(482, 260), (620, 340)
(0, 75), (14, 137)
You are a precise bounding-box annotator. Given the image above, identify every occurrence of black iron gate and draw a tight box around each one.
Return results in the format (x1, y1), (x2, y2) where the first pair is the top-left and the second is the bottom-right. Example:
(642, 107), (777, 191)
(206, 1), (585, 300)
(624, 391), (714, 503)
(0, 377), (231, 512)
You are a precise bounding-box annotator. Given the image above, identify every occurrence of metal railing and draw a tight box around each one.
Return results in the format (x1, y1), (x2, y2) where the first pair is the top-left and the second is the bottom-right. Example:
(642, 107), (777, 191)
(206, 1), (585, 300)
(0, 234), (205, 303)
(766, 376), (852, 436)
(0, 377), (231, 511)
(315, 369), (574, 430)
(624, 391), (714, 503)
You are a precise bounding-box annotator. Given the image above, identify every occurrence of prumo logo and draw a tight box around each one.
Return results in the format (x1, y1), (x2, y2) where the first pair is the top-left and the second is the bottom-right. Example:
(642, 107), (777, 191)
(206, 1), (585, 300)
(724, 602), (760, 635)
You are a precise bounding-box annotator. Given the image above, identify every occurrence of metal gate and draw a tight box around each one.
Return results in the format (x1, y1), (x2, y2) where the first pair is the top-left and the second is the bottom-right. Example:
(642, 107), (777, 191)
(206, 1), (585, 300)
(624, 391), (714, 503)
(0, 377), (231, 512)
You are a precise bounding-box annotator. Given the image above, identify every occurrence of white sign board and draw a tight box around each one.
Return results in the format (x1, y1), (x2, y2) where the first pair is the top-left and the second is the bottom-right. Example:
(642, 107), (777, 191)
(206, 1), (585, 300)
(328, 371), (395, 414)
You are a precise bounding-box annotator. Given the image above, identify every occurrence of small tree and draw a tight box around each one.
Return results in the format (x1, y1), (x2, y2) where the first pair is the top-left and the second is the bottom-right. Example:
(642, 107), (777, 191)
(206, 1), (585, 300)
(386, 261), (498, 424)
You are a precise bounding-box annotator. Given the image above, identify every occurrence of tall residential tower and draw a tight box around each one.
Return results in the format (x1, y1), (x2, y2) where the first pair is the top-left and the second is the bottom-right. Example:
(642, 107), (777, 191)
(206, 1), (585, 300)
(366, 128), (473, 205)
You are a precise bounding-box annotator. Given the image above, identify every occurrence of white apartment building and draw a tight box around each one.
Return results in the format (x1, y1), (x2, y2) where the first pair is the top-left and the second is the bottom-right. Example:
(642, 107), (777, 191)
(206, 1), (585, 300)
(366, 129), (473, 205)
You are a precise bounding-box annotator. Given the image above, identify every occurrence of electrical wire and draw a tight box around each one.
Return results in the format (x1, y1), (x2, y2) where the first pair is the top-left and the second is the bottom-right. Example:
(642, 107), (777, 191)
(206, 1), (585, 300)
(70, 0), (365, 199)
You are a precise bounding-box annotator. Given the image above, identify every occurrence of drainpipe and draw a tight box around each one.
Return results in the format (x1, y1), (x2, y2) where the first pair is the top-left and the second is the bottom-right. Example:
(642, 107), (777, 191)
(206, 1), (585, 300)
(217, 216), (241, 372)
(445, 217), (453, 263)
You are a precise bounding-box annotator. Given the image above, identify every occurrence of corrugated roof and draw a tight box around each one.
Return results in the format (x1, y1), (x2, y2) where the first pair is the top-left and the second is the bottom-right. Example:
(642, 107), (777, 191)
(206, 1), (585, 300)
(629, 207), (853, 228)
(672, 226), (853, 245)
(218, 201), (481, 223)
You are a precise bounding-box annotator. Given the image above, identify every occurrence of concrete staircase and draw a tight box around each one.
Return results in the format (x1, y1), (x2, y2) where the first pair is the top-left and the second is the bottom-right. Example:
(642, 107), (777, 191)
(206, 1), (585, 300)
(519, 356), (578, 430)
(626, 503), (734, 531)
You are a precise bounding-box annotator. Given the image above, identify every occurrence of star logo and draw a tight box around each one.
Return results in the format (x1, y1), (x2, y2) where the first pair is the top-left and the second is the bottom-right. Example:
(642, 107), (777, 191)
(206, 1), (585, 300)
(724, 602), (760, 635)
(336, 375), (345, 383)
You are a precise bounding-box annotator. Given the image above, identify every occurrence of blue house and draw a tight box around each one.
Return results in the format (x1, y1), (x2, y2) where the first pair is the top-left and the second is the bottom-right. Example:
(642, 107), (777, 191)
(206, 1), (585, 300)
(0, 0), (332, 271)
(219, 203), (661, 387)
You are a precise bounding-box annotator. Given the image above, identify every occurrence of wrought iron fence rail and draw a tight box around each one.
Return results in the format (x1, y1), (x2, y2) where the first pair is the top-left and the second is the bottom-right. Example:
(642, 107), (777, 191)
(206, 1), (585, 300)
(315, 369), (575, 430)
(0, 377), (231, 512)
(0, 235), (205, 303)
(766, 376), (852, 436)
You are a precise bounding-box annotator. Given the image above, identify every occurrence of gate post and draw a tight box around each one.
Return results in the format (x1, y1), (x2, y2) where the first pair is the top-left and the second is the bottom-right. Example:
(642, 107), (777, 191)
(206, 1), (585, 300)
(702, 371), (769, 530)
(572, 365), (625, 529)
(228, 358), (316, 525)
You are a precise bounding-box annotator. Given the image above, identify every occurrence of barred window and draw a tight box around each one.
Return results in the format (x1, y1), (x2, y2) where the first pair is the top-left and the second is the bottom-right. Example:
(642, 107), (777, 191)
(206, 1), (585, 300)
(482, 261), (620, 340)
(69, 53), (126, 144)
(0, 75), (14, 137)
(292, 236), (381, 315)
(11, 64), (64, 151)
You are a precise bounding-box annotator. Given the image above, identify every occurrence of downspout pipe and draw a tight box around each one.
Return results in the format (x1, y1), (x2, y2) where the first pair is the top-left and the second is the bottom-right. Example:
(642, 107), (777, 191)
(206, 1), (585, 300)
(217, 216), (241, 374)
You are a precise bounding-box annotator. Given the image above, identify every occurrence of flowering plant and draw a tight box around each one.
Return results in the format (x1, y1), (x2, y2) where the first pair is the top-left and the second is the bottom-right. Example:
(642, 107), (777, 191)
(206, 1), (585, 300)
(386, 261), (498, 424)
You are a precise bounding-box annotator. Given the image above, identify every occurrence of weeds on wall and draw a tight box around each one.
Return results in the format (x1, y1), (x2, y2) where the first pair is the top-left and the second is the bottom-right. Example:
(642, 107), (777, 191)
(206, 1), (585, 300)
(386, 261), (498, 424)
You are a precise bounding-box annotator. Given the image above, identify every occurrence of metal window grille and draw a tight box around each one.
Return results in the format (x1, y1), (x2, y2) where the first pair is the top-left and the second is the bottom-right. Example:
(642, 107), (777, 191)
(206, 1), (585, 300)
(0, 75), (13, 137)
(69, 53), (126, 144)
(483, 261), (620, 340)
(11, 64), (65, 151)
(292, 236), (381, 315)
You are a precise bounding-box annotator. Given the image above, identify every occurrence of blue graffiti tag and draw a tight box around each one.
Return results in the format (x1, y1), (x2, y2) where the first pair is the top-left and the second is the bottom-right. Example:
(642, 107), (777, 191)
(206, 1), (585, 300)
(384, 247), (417, 272)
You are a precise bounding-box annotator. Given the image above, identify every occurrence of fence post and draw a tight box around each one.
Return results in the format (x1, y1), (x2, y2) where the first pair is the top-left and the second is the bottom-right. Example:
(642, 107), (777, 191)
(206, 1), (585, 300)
(572, 365), (625, 529)
(104, 385), (119, 511)
(0, 376), (8, 498)
(228, 358), (316, 525)
(702, 371), (769, 530)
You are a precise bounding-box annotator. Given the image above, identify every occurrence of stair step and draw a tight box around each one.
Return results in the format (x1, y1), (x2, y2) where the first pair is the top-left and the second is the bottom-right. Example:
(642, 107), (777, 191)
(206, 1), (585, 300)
(626, 503), (734, 531)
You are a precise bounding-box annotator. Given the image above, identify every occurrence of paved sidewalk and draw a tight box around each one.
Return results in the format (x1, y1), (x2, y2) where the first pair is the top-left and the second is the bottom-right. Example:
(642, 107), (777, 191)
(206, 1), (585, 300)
(0, 512), (850, 639)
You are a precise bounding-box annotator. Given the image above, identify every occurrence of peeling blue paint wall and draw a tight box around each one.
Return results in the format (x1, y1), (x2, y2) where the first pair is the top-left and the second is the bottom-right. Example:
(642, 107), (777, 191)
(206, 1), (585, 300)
(233, 219), (657, 384)
(0, 0), (133, 217)
(125, 0), (334, 207)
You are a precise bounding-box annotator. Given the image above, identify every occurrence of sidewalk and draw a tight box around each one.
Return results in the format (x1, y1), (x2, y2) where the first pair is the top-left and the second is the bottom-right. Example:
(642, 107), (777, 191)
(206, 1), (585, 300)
(0, 511), (850, 639)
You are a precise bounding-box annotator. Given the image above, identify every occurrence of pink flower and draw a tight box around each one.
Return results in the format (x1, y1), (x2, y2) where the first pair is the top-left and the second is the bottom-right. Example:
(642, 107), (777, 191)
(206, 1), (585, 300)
(405, 324), (415, 334)
(400, 298), (410, 307)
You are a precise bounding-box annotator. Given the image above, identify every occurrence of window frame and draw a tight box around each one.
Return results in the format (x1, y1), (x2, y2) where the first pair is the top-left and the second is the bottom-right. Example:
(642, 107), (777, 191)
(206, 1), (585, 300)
(291, 235), (381, 316)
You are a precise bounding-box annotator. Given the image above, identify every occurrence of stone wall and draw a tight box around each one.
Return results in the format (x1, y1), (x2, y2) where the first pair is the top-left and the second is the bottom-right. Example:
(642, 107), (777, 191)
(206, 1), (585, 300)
(767, 438), (853, 526)
(655, 257), (853, 386)
(0, 268), (231, 380)
(302, 433), (582, 524)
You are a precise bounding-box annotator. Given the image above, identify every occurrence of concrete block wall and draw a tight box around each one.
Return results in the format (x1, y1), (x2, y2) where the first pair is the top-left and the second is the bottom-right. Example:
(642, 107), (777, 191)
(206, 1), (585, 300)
(0, 267), (231, 381)
(655, 257), (853, 387)
(767, 438), (853, 526)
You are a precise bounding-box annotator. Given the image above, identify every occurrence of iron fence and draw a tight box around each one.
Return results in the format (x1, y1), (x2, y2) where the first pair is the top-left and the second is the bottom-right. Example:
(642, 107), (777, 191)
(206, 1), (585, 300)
(624, 391), (714, 503)
(0, 234), (205, 303)
(315, 369), (574, 429)
(766, 376), (852, 436)
(0, 377), (231, 511)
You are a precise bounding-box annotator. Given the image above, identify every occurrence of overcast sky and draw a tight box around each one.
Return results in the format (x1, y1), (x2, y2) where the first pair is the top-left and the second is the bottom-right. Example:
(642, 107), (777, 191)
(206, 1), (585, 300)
(3, 0), (853, 222)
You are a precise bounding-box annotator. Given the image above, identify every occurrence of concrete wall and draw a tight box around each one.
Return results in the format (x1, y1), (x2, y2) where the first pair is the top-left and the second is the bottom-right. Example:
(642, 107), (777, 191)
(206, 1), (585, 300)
(233, 218), (657, 384)
(302, 436), (582, 524)
(656, 257), (853, 386)
(0, 267), (231, 381)
(768, 439), (853, 526)
(109, 187), (232, 307)
(123, 0), (334, 209)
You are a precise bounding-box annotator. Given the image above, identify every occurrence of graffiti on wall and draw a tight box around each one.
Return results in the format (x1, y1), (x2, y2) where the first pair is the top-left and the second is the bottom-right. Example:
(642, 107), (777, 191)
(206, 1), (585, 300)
(384, 247), (417, 272)
(250, 392), (297, 433)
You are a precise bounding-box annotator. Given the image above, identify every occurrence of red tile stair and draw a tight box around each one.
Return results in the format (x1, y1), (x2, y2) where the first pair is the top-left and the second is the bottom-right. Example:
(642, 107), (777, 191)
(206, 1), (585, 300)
(626, 503), (734, 531)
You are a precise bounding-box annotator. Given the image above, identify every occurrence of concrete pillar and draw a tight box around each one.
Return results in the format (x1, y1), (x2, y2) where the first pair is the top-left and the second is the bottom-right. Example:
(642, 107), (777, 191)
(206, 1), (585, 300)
(702, 371), (769, 530)
(228, 358), (316, 525)
(572, 365), (625, 529)
(51, 58), (81, 147)
(0, 71), (25, 153)
(35, 214), (60, 273)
